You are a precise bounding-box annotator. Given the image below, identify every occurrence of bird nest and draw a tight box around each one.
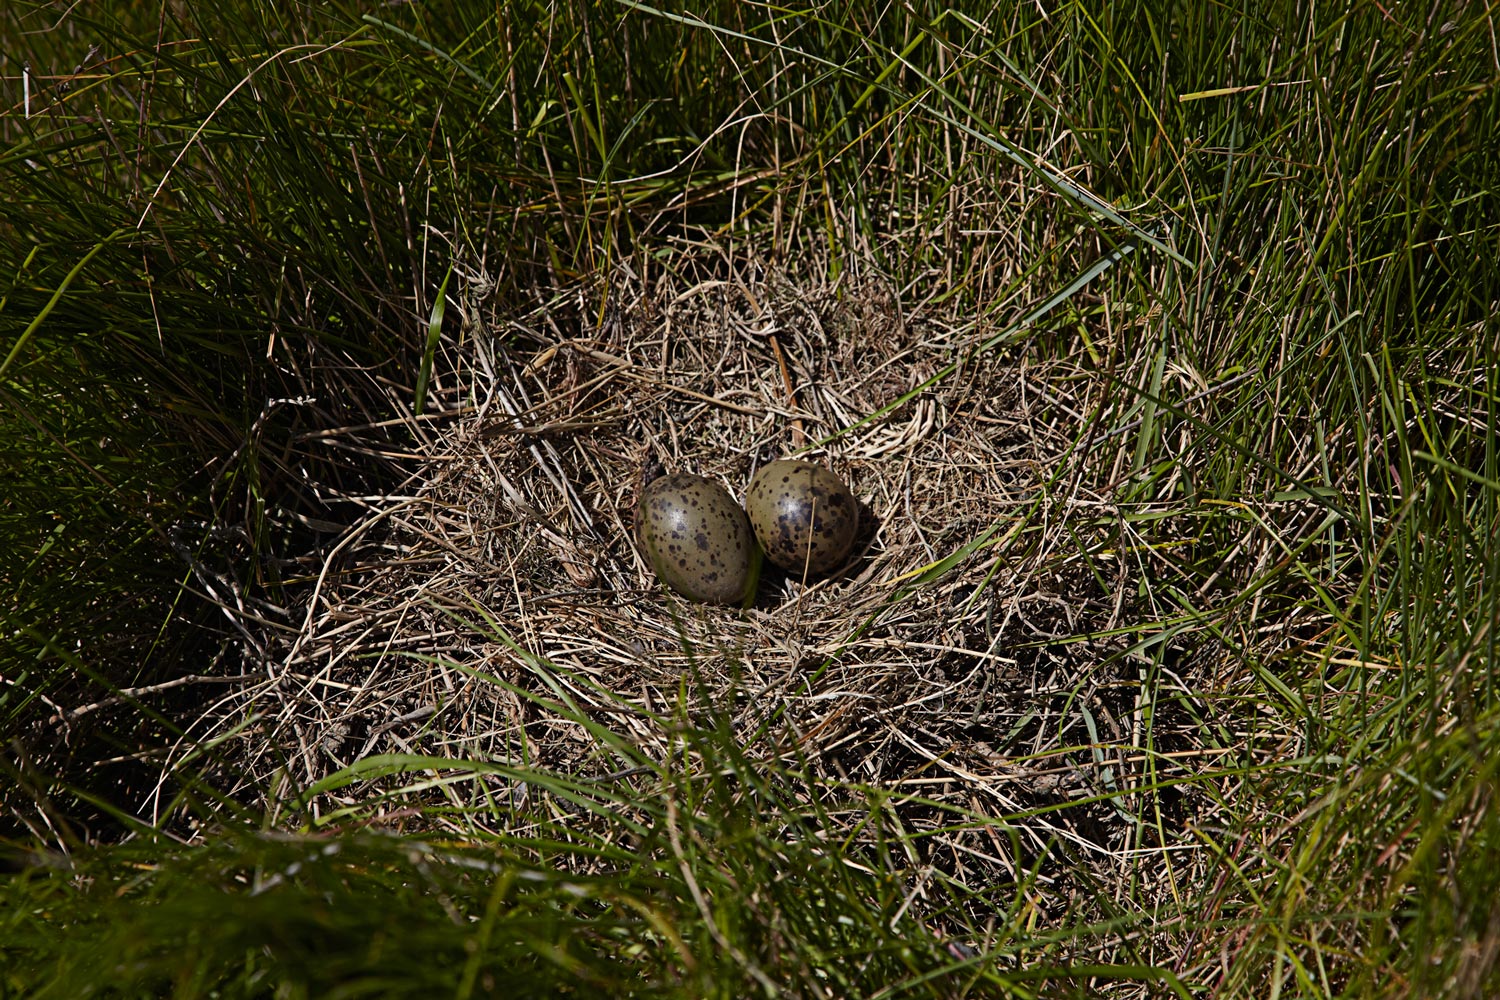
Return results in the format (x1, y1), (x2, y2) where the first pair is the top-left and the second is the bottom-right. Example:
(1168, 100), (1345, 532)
(185, 240), (1223, 921)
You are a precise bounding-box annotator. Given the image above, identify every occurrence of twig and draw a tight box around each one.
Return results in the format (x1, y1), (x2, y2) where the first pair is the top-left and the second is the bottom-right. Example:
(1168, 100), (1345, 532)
(768, 332), (806, 448)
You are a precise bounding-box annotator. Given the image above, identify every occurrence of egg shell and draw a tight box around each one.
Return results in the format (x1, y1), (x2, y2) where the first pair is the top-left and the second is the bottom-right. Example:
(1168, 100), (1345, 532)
(637, 473), (760, 606)
(745, 460), (858, 576)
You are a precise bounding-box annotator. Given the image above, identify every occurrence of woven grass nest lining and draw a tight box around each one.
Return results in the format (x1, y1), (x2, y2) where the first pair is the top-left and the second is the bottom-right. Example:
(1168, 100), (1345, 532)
(202, 249), (1216, 888)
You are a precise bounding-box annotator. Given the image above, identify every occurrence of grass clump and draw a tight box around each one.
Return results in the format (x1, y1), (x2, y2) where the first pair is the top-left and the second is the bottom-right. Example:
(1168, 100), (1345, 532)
(2, 697), (1024, 998)
(3, 0), (1499, 997)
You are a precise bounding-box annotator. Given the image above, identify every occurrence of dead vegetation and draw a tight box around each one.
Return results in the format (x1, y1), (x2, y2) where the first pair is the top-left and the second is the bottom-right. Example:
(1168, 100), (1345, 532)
(153, 235), (1244, 952)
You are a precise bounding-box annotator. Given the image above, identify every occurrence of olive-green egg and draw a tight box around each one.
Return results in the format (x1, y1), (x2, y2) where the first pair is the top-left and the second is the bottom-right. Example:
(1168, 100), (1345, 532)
(637, 473), (760, 606)
(745, 460), (858, 576)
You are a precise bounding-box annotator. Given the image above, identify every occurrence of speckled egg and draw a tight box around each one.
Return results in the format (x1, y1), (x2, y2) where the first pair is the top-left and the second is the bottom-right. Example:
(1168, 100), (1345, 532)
(637, 473), (760, 606)
(745, 460), (858, 576)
